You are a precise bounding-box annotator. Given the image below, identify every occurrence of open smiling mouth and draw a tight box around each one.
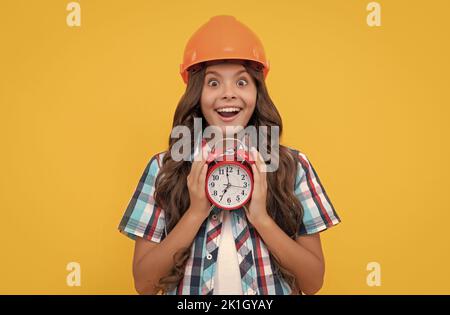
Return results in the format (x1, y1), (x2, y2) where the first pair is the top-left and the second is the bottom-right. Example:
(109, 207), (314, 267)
(215, 107), (242, 120)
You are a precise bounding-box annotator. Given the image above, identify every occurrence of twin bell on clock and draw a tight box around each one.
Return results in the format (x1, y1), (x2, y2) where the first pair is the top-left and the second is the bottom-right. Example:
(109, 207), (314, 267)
(200, 137), (256, 211)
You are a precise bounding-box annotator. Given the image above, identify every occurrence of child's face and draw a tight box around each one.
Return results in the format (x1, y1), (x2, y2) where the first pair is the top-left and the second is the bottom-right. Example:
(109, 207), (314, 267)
(200, 62), (257, 135)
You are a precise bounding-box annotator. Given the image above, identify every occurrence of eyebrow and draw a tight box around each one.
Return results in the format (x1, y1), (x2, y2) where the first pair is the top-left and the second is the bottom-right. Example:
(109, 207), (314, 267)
(205, 69), (248, 77)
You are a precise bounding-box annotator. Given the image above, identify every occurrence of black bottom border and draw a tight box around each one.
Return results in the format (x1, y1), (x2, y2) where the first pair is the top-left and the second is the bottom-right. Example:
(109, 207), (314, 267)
(0, 295), (449, 312)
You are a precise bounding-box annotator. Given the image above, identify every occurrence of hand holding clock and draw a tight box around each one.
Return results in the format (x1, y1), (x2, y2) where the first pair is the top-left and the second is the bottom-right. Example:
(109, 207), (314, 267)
(244, 147), (270, 227)
(186, 145), (212, 220)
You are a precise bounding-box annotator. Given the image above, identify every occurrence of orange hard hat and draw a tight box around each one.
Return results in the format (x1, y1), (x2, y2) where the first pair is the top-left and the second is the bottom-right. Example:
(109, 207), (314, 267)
(180, 15), (270, 84)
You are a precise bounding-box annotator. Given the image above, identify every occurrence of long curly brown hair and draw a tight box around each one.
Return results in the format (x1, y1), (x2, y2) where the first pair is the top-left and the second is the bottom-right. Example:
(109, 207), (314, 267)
(153, 60), (304, 294)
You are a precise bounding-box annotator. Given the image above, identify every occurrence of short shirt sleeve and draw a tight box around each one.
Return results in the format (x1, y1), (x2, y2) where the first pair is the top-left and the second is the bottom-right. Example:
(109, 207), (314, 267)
(118, 152), (167, 243)
(294, 151), (341, 235)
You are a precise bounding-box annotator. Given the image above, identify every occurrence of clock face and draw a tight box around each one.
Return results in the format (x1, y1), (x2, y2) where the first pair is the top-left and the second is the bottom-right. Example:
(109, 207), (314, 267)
(206, 161), (253, 210)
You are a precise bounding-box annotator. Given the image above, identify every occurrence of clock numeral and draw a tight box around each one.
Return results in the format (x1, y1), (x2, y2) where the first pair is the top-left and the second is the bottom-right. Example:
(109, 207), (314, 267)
(242, 190), (245, 196)
(226, 166), (233, 173)
(236, 195), (240, 202)
(227, 197), (231, 204)
(219, 169), (224, 175)
(210, 182), (215, 187)
(241, 175), (245, 180)
(213, 190), (217, 196)
(237, 169), (240, 175)
(212, 175), (219, 181)
(243, 182), (248, 188)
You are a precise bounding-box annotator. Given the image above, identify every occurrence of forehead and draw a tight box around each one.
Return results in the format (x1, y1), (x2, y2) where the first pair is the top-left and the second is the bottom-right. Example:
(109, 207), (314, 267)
(205, 61), (247, 75)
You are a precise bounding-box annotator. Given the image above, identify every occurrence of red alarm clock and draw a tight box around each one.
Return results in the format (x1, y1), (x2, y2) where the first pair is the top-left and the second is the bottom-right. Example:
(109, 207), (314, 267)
(203, 138), (255, 210)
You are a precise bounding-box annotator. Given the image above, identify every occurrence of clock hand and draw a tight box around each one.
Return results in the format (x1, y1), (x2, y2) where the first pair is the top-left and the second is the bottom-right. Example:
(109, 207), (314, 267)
(219, 185), (230, 202)
(223, 184), (245, 189)
(219, 168), (239, 202)
(219, 169), (231, 202)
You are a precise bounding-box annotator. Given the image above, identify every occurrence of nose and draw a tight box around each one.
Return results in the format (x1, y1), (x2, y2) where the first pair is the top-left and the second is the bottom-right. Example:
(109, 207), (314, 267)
(221, 81), (238, 101)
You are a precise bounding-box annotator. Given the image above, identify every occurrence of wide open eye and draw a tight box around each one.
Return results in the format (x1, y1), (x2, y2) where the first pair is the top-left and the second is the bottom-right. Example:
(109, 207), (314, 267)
(237, 79), (248, 87)
(207, 79), (219, 87)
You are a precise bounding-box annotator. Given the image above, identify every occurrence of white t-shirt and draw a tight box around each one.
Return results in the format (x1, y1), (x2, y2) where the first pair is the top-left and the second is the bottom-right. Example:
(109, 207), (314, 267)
(213, 210), (243, 295)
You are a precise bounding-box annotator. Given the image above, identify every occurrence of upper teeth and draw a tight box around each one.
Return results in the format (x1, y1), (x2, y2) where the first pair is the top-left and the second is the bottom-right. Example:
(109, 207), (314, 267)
(216, 107), (241, 113)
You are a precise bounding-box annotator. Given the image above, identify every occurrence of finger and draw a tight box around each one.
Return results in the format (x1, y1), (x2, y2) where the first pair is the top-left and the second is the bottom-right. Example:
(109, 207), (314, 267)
(251, 163), (260, 184)
(244, 134), (251, 151)
(198, 163), (208, 185)
(251, 147), (265, 172)
(190, 157), (202, 181)
(191, 144), (208, 179)
(193, 139), (203, 162)
(202, 143), (209, 162)
(252, 149), (268, 187)
(250, 146), (258, 163)
(256, 151), (267, 179)
(254, 149), (267, 176)
(250, 148), (259, 174)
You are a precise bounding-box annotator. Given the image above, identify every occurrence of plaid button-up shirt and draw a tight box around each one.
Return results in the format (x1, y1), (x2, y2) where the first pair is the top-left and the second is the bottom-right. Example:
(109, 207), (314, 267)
(118, 147), (341, 295)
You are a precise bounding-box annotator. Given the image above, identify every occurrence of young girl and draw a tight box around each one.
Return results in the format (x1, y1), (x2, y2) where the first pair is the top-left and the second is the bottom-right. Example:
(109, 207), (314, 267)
(118, 15), (341, 295)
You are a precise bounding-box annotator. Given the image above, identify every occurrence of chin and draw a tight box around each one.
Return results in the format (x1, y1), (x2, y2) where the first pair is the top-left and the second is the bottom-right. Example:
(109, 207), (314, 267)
(220, 124), (245, 134)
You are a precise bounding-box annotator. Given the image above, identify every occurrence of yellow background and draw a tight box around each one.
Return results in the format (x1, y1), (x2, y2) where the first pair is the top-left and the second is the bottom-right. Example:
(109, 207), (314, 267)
(1, 0), (449, 294)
